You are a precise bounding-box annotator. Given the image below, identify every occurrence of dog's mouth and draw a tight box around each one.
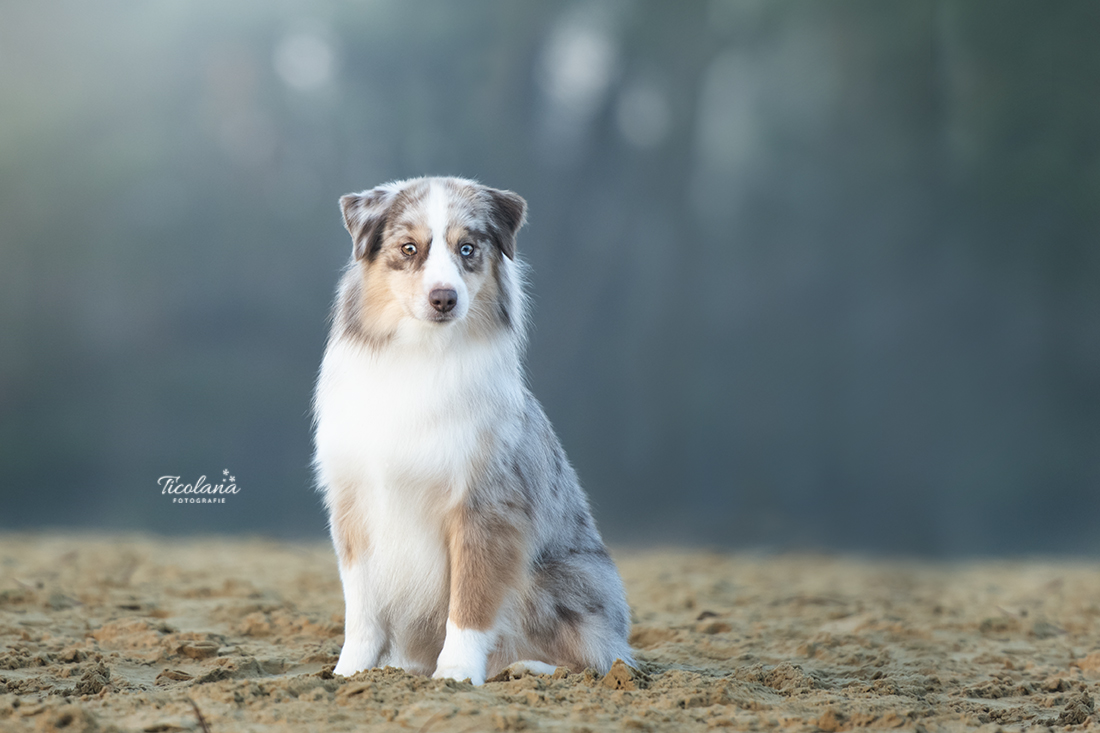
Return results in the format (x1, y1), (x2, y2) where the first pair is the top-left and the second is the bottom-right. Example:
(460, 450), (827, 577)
(425, 311), (458, 324)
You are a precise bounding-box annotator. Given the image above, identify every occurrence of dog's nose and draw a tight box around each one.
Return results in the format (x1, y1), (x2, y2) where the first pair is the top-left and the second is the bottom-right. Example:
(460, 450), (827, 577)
(429, 288), (458, 314)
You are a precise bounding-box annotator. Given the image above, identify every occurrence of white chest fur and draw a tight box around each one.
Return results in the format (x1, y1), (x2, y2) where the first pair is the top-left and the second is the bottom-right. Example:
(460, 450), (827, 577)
(315, 336), (521, 499)
(315, 333), (526, 670)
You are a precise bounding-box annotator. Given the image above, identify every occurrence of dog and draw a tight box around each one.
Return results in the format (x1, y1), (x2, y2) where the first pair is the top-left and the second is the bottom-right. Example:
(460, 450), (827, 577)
(312, 176), (634, 685)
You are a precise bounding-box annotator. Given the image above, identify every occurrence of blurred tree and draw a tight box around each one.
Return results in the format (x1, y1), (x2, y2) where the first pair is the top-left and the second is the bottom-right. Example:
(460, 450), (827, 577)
(0, 0), (1097, 554)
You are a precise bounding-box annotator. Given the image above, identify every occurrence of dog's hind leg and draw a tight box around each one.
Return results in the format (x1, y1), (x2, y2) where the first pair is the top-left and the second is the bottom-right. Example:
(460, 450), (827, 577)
(520, 550), (635, 674)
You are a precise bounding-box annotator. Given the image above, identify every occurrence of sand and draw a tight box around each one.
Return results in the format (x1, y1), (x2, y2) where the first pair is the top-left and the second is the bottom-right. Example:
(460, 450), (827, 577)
(1, 534), (1098, 732)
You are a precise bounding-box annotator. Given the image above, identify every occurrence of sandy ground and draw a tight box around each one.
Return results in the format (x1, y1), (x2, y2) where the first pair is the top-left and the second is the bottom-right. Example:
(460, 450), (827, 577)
(1, 535), (1099, 732)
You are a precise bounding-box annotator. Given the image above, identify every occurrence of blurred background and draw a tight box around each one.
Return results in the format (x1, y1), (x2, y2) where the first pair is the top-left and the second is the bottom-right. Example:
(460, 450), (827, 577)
(1, 1), (1097, 555)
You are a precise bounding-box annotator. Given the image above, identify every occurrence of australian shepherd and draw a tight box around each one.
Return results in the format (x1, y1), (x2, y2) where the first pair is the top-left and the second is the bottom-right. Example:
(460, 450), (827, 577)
(312, 176), (633, 684)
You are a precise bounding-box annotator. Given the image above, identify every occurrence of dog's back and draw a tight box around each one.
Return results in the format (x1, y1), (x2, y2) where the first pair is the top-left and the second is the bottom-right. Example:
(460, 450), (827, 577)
(313, 176), (632, 684)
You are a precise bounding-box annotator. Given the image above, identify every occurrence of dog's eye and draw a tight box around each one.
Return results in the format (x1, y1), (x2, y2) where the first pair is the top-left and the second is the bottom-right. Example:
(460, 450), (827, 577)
(401, 243), (417, 256)
(460, 243), (475, 257)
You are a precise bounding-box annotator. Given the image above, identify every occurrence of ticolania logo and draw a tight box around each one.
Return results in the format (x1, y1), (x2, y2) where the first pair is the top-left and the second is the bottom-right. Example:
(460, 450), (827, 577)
(159, 469), (241, 504)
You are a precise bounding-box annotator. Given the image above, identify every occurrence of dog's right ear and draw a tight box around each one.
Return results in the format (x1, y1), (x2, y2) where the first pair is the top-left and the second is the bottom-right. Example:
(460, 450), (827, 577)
(340, 188), (393, 261)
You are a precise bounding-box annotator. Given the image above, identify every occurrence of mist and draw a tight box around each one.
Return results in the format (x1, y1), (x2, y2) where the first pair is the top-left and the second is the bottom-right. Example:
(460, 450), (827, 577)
(1, 1), (1097, 556)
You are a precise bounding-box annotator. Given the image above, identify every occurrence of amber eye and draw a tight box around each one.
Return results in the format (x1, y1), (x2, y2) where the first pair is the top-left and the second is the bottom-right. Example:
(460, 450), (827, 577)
(459, 243), (475, 257)
(401, 243), (417, 256)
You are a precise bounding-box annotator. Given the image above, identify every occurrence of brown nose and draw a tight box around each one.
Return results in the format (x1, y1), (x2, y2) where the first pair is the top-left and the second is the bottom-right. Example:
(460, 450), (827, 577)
(429, 288), (458, 313)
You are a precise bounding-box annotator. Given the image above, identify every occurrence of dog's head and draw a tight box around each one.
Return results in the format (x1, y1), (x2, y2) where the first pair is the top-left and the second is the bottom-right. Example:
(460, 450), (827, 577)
(338, 177), (526, 342)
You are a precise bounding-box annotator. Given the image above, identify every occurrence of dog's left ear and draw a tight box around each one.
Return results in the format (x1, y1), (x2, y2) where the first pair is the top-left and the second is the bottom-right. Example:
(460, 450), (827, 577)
(485, 187), (527, 260)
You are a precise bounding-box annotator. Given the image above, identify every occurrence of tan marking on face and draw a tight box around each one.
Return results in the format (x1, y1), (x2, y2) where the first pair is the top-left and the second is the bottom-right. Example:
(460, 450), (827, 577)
(444, 502), (525, 631)
(329, 487), (368, 568)
(352, 262), (407, 339)
(380, 222), (432, 271)
(446, 224), (471, 248)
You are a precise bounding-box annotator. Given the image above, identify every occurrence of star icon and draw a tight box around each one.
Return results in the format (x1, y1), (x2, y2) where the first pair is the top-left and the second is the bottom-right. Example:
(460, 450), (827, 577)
(229, 476), (236, 483)
(223, 469), (229, 476)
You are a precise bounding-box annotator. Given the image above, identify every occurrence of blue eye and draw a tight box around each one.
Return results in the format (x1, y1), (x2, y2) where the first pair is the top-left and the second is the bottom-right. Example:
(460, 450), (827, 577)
(460, 243), (475, 257)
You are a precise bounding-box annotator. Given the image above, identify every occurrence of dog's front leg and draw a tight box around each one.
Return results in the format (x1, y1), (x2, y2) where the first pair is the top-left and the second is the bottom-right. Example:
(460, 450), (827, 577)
(433, 502), (525, 685)
(333, 559), (385, 676)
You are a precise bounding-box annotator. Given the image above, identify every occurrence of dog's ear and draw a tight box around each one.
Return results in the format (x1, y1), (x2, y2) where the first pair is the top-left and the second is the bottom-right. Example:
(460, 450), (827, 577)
(485, 187), (527, 261)
(340, 187), (393, 261)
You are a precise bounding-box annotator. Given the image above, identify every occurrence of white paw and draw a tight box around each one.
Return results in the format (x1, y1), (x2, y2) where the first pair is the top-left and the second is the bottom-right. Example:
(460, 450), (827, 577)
(333, 656), (366, 677)
(333, 642), (379, 677)
(433, 621), (492, 685)
(503, 660), (559, 677)
(432, 663), (485, 686)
